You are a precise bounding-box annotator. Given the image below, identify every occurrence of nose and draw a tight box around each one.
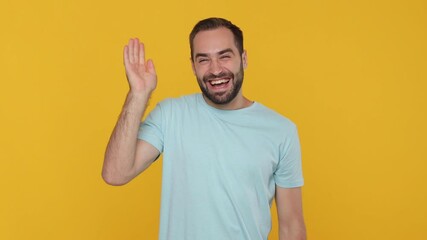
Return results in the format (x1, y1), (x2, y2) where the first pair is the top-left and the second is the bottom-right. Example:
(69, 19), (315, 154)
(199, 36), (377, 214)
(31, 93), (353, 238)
(209, 59), (223, 75)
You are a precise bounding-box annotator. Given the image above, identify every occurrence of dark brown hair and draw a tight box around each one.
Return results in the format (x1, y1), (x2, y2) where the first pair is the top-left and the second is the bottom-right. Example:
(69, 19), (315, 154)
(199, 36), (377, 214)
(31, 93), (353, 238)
(189, 17), (244, 61)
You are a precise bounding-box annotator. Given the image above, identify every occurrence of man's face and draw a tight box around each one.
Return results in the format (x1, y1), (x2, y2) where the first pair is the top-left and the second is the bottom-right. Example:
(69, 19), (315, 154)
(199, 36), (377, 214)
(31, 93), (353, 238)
(191, 28), (247, 106)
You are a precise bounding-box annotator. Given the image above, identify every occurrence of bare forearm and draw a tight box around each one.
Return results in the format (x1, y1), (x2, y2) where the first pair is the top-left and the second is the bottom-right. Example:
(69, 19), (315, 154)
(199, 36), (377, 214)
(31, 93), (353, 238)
(103, 38), (157, 185)
(102, 92), (150, 185)
(279, 222), (306, 240)
(276, 187), (306, 240)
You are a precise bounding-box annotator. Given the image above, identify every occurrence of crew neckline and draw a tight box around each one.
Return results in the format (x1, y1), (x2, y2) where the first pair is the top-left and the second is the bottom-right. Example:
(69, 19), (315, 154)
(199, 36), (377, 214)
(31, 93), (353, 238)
(197, 93), (258, 114)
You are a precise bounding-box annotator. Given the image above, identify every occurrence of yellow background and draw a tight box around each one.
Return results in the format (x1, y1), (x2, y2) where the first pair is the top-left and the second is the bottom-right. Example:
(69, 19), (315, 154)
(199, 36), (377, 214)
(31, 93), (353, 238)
(1, 0), (426, 239)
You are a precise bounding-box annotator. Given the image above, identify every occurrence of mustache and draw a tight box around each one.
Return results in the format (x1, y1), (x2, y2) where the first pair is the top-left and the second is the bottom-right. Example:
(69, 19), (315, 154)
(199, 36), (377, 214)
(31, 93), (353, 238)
(203, 71), (234, 82)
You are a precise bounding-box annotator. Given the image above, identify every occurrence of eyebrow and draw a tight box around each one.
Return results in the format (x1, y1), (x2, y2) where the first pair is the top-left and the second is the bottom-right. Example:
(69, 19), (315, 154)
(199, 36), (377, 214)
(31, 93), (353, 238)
(195, 48), (235, 59)
(218, 48), (235, 55)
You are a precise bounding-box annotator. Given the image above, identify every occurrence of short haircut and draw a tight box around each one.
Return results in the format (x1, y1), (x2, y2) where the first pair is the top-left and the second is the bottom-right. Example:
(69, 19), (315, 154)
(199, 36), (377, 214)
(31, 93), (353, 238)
(189, 17), (244, 61)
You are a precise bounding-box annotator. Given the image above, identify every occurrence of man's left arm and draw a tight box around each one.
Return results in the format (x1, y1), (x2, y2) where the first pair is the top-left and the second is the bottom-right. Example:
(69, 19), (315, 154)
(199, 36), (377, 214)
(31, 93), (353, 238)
(276, 186), (306, 240)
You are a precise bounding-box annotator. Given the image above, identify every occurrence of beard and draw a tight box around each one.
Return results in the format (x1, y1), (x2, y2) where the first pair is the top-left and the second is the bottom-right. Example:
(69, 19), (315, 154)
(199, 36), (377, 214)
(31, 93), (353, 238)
(197, 64), (244, 105)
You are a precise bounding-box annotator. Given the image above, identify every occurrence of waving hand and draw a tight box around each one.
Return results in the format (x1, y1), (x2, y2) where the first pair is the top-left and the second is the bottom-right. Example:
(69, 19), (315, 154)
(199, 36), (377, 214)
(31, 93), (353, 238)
(123, 38), (157, 96)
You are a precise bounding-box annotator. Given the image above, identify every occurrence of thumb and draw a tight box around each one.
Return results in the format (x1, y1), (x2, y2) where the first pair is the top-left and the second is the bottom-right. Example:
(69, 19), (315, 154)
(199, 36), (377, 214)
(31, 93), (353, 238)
(146, 59), (156, 75)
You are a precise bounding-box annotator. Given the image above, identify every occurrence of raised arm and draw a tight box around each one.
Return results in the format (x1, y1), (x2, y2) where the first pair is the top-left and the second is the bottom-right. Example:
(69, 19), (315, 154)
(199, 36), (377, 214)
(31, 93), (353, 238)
(276, 186), (307, 240)
(102, 38), (160, 186)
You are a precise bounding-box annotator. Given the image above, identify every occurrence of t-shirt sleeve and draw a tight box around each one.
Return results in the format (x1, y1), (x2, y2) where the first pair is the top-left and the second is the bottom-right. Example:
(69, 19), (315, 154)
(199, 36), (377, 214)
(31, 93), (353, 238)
(274, 126), (304, 188)
(137, 103), (164, 153)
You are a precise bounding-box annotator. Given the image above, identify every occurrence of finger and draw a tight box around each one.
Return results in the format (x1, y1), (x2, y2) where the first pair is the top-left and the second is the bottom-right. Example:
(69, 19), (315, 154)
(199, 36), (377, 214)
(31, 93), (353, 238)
(128, 38), (135, 63)
(123, 45), (130, 67)
(147, 59), (156, 75)
(133, 38), (139, 64)
(139, 42), (145, 65)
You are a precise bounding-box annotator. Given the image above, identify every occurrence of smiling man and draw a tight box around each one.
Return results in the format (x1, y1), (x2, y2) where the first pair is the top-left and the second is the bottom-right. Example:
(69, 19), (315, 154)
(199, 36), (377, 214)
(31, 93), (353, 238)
(191, 27), (248, 109)
(102, 18), (306, 240)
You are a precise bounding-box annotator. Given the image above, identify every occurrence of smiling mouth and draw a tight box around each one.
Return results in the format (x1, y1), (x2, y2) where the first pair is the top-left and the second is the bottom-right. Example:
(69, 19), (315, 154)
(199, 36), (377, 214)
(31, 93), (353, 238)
(208, 78), (231, 87)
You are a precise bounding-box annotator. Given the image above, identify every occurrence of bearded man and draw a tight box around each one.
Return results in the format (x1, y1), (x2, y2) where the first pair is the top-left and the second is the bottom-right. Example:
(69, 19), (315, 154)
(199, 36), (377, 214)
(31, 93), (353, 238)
(102, 17), (306, 240)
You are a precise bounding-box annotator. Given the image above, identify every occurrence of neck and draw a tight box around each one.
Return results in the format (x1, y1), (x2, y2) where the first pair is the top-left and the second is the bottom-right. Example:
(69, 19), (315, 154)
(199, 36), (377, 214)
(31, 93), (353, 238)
(202, 94), (253, 110)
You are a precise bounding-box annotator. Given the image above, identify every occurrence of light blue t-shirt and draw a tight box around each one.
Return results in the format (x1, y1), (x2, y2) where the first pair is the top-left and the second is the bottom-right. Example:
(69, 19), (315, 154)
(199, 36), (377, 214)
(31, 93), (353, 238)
(138, 94), (303, 240)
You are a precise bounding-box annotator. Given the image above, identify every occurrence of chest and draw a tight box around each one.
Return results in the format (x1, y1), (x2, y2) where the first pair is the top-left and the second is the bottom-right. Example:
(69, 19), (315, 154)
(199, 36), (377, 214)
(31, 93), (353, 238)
(163, 114), (280, 183)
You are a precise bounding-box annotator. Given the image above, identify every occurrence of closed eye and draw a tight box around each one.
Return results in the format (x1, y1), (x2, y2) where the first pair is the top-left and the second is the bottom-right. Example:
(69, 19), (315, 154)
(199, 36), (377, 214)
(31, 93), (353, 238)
(198, 58), (209, 63)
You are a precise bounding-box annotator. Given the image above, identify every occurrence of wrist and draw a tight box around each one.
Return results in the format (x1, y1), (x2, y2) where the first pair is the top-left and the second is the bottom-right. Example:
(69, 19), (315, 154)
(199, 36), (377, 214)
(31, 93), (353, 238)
(123, 91), (151, 113)
(127, 89), (151, 102)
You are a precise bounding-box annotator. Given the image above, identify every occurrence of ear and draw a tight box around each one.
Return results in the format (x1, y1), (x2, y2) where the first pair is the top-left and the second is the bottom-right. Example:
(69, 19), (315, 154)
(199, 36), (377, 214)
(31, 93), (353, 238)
(190, 57), (196, 75)
(242, 50), (248, 69)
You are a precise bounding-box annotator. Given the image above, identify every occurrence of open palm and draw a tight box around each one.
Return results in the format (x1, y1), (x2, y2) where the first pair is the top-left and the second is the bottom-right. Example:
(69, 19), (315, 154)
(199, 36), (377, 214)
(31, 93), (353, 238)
(123, 38), (157, 95)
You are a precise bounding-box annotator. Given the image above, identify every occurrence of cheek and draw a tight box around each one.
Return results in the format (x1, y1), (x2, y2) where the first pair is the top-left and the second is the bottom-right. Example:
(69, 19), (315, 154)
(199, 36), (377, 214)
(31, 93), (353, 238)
(196, 70), (204, 79)
(195, 70), (206, 83)
(226, 60), (242, 71)
(196, 68), (209, 79)
(193, 65), (204, 74)
(227, 65), (241, 75)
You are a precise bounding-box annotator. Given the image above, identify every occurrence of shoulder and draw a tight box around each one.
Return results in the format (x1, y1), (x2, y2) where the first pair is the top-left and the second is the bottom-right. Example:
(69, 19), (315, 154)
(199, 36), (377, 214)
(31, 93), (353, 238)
(252, 102), (297, 132)
(157, 93), (197, 106)
(156, 94), (200, 112)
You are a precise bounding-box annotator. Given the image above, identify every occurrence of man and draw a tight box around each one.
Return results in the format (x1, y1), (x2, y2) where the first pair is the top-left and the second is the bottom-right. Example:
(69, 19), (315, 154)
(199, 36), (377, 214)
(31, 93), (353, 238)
(102, 17), (306, 240)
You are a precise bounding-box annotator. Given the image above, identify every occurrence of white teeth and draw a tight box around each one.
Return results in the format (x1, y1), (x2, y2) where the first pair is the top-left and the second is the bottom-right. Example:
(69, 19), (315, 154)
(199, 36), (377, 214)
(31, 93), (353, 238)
(210, 79), (229, 85)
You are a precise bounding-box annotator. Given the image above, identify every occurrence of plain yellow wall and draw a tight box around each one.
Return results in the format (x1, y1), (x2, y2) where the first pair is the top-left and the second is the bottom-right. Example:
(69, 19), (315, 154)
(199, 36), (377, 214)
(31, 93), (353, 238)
(1, 0), (426, 239)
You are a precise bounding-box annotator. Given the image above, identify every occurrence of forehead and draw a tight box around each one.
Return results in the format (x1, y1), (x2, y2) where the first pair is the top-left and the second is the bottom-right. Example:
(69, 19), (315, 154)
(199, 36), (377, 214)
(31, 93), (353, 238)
(193, 28), (237, 55)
